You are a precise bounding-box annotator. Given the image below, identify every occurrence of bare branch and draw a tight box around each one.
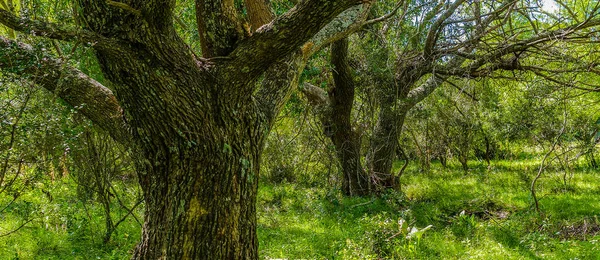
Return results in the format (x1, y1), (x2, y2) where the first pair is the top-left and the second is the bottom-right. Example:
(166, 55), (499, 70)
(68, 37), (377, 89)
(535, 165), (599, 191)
(424, 0), (469, 58)
(363, 0), (406, 27)
(454, 18), (600, 75)
(0, 219), (33, 238)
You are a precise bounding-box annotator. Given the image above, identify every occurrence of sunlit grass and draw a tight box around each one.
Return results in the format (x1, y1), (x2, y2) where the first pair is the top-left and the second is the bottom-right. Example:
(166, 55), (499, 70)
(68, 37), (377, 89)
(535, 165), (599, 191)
(1, 156), (600, 259)
(258, 158), (600, 259)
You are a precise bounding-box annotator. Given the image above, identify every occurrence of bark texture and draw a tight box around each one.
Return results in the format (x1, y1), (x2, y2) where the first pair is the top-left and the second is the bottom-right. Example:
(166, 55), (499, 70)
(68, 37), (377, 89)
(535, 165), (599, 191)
(245, 0), (274, 31)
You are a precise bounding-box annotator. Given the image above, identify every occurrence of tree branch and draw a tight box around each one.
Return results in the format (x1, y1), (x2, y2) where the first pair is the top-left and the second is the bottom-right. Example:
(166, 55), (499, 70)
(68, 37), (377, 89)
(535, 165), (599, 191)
(300, 82), (330, 107)
(468, 18), (600, 70)
(403, 75), (446, 109)
(0, 37), (131, 145)
(244, 0), (274, 31)
(221, 0), (364, 88)
(255, 55), (305, 124)
(254, 2), (374, 122)
(303, 4), (371, 59)
(423, 0), (468, 58)
(298, 0), (405, 60)
(196, 0), (245, 57)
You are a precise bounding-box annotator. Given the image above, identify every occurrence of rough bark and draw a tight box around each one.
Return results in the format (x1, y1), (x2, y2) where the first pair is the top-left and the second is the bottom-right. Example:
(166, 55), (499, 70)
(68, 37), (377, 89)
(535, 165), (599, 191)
(365, 50), (428, 189)
(245, 0), (274, 31)
(196, 0), (245, 57)
(300, 38), (371, 196)
(131, 113), (266, 258)
(222, 0), (365, 89)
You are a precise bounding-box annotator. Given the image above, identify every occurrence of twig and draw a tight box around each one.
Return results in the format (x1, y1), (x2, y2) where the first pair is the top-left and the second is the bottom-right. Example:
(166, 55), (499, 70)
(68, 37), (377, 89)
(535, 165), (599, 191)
(349, 198), (376, 208)
(386, 230), (403, 241)
(531, 101), (568, 215)
(0, 219), (33, 237)
(109, 198), (144, 237)
(363, 0), (406, 26)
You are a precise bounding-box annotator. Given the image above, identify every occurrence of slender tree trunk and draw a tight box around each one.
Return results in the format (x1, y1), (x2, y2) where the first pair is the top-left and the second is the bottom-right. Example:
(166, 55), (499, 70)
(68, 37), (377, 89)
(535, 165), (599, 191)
(329, 38), (370, 196)
(365, 52), (428, 191)
(300, 38), (370, 196)
(367, 103), (407, 190)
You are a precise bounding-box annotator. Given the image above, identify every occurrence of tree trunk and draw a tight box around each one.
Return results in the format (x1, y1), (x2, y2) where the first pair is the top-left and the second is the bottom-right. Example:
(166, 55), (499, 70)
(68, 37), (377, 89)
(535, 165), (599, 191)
(133, 138), (263, 259)
(329, 38), (370, 196)
(367, 103), (407, 190)
(90, 36), (269, 258)
(364, 50), (427, 191)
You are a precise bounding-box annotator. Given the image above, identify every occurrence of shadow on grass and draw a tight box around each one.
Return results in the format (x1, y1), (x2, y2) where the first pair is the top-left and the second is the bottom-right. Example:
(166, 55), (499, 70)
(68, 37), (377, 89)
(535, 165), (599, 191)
(488, 226), (543, 260)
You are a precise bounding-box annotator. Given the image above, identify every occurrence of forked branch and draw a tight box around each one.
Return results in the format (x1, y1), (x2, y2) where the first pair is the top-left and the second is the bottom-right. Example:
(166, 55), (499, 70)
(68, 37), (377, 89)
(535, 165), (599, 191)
(222, 0), (364, 86)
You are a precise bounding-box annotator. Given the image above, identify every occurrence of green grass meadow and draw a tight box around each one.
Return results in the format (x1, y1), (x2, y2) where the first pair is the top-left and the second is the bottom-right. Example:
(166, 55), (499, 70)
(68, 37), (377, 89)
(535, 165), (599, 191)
(2, 157), (600, 259)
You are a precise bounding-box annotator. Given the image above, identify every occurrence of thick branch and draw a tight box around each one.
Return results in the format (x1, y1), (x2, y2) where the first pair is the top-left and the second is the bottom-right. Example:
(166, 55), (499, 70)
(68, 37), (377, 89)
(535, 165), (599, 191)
(244, 0), (274, 31)
(196, 0), (244, 57)
(300, 83), (329, 107)
(254, 2), (373, 121)
(222, 0), (364, 86)
(0, 37), (130, 144)
(403, 75), (445, 109)
(255, 55), (304, 124)
(304, 4), (371, 59)
(404, 45), (474, 107)
(134, 0), (176, 30)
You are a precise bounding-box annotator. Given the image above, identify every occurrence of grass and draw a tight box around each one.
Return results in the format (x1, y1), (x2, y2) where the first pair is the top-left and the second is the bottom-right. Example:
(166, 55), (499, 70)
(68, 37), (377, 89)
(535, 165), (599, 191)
(258, 159), (600, 259)
(1, 157), (600, 259)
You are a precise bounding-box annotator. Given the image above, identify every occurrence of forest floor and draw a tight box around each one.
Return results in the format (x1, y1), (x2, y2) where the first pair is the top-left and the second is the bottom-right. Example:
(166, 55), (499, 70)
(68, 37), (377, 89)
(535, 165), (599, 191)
(1, 156), (600, 259)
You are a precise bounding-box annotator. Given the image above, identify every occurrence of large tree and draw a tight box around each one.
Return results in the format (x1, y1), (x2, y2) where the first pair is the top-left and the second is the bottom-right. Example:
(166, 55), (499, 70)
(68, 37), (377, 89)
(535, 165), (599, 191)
(0, 0), (372, 258)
